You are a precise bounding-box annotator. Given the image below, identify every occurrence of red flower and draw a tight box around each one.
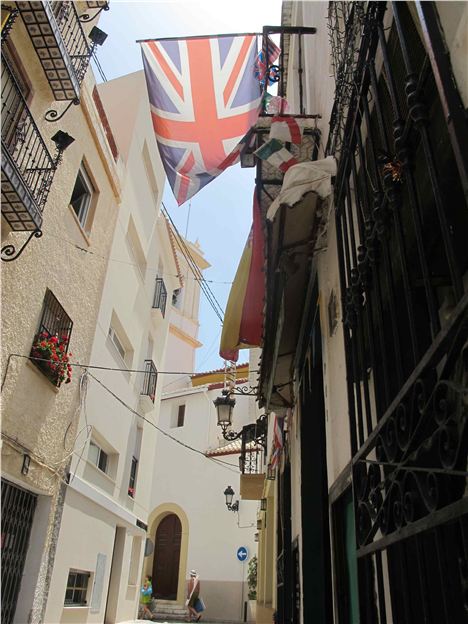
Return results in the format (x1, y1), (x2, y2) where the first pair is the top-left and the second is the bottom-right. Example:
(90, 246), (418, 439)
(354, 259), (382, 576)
(50, 336), (58, 344)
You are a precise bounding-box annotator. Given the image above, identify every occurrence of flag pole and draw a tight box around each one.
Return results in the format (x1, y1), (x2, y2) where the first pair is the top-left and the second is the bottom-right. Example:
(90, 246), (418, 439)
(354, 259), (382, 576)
(136, 32), (262, 43)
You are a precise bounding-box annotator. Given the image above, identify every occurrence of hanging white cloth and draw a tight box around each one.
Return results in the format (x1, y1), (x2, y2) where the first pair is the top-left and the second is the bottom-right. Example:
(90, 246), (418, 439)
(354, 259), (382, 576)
(266, 156), (337, 221)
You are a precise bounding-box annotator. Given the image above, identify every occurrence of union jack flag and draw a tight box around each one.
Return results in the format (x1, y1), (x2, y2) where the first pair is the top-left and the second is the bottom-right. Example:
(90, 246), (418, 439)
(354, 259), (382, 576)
(141, 35), (262, 205)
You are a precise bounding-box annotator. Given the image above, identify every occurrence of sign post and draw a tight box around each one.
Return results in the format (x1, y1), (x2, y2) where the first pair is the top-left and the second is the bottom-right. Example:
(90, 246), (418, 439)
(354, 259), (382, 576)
(237, 547), (248, 622)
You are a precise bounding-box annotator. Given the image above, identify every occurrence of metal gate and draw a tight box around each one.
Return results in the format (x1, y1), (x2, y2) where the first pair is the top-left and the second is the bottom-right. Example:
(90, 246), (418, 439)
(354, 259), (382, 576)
(329, 2), (468, 622)
(1, 479), (37, 624)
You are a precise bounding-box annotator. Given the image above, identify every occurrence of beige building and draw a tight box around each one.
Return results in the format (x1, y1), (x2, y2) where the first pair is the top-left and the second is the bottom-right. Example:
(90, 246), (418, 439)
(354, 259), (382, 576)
(1, 3), (121, 624)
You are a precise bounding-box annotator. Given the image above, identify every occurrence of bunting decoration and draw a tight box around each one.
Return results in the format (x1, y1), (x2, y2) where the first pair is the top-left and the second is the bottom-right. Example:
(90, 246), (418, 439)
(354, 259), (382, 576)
(141, 34), (262, 205)
(219, 191), (265, 361)
(254, 138), (298, 173)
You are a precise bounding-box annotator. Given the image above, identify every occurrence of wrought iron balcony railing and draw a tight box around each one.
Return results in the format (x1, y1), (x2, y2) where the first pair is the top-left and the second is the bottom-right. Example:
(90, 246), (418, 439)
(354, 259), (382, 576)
(141, 359), (157, 403)
(17, 1), (94, 102)
(1, 53), (56, 233)
(152, 277), (167, 317)
(239, 417), (267, 475)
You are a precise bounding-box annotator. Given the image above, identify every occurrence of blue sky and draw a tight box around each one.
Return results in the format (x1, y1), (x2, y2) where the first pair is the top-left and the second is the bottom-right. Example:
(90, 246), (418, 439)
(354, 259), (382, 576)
(95, 0), (282, 372)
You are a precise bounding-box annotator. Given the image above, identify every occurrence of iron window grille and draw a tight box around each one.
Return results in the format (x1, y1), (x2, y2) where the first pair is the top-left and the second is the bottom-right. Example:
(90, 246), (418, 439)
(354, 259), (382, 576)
(69, 164), (94, 228)
(128, 456), (138, 497)
(64, 570), (90, 606)
(30, 289), (73, 386)
(141, 359), (157, 403)
(1, 53), (57, 233)
(1, 479), (37, 624)
(152, 277), (167, 317)
(329, 2), (468, 621)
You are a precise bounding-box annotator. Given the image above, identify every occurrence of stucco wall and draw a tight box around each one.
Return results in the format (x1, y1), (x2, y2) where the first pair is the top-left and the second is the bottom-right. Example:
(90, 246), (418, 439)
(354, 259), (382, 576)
(149, 387), (258, 622)
(1, 11), (122, 623)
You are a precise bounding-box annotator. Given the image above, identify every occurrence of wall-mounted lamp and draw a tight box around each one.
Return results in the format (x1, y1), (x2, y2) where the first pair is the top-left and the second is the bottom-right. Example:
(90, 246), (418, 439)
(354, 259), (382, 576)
(21, 454), (31, 475)
(89, 25), (108, 46)
(260, 498), (267, 512)
(257, 518), (263, 530)
(223, 485), (239, 513)
(254, 532), (259, 542)
(267, 464), (276, 480)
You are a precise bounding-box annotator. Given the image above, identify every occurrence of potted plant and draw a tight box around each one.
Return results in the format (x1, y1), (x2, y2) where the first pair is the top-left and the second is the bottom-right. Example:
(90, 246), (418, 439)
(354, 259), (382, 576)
(30, 331), (73, 387)
(247, 555), (257, 623)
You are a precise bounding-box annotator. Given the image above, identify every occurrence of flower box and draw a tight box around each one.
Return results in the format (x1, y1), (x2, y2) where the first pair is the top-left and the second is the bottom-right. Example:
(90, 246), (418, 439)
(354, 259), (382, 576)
(30, 332), (73, 387)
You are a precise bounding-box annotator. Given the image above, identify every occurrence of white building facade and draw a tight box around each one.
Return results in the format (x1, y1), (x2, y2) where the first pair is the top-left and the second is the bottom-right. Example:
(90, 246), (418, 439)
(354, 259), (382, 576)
(44, 71), (180, 624)
(144, 243), (259, 623)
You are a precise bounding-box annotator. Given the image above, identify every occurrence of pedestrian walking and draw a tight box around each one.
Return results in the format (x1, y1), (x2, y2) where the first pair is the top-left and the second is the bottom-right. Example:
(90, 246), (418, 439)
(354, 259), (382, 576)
(140, 575), (153, 620)
(185, 569), (204, 622)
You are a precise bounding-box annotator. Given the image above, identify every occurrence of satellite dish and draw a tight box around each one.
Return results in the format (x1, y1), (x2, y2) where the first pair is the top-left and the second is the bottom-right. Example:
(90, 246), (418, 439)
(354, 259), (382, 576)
(144, 538), (154, 557)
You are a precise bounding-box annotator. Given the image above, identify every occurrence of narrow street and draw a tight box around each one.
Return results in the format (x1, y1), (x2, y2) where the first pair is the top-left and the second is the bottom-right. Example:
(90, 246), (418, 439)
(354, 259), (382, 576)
(1, 1), (467, 624)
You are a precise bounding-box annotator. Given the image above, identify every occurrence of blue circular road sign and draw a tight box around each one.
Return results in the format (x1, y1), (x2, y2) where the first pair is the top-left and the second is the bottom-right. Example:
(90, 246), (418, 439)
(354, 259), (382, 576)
(237, 546), (248, 562)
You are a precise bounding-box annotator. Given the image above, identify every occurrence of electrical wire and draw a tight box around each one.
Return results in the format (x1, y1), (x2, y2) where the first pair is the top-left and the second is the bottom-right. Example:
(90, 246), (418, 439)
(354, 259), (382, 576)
(86, 370), (240, 473)
(161, 203), (225, 323)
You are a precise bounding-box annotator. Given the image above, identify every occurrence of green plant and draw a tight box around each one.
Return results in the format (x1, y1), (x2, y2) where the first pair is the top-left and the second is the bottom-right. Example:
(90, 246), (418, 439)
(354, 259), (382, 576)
(247, 555), (257, 600)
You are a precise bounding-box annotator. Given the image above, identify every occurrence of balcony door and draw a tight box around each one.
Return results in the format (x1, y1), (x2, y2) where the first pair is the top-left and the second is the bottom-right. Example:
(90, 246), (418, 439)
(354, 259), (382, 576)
(153, 514), (182, 600)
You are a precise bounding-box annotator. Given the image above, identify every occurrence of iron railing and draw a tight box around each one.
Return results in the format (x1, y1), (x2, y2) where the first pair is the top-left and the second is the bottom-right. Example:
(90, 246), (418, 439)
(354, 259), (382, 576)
(17, 1), (94, 102)
(1, 479), (37, 624)
(52, 1), (92, 84)
(141, 359), (157, 403)
(329, 2), (468, 621)
(1, 4), (19, 42)
(1, 54), (56, 231)
(239, 417), (267, 474)
(152, 277), (167, 317)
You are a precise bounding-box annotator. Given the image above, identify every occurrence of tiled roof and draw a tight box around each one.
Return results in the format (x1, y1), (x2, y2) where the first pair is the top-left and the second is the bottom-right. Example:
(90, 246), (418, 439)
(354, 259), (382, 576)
(206, 439), (261, 457)
(207, 378), (248, 391)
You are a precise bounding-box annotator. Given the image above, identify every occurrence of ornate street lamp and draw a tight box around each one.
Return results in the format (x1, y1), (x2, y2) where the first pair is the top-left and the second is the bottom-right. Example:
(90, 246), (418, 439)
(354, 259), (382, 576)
(214, 390), (240, 440)
(223, 485), (239, 512)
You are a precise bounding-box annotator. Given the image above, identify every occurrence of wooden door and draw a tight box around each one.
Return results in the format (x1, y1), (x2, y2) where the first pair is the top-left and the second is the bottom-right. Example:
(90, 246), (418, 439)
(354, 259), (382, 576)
(152, 514), (182, 599)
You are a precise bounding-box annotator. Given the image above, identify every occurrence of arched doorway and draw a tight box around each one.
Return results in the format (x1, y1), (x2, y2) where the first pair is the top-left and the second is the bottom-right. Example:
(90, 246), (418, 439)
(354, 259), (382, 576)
(152, 514), (182, 599)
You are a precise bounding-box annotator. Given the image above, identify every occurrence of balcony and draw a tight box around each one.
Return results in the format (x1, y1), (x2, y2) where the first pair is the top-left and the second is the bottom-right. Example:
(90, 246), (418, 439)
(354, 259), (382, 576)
(239, 418), (267, 501)
(1, 54), (56, 233)
(139, 359), (157, 413)
(152, 277), (167, 318)
(17, 1), (97, 101)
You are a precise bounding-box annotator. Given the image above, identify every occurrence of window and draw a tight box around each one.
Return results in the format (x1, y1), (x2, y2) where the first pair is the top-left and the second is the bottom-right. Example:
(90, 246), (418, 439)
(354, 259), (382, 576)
(65, 570), (90, 606)
(108, 326), (126, 361)
(177, 405), (185, 427)
(172, 288), (183, 309)
(88, 441), (108, 474)
(128, 537), (142, 586)
(126, 217), (147, 280)
(70, 164), (94, 228)
(128, 456), (138, 497)
(30, 289), (73, 386)
(143, 142), (159, 206)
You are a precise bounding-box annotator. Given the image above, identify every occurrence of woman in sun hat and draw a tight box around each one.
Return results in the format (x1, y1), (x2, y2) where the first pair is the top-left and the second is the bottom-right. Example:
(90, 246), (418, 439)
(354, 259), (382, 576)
(186, 570), (202, 622)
